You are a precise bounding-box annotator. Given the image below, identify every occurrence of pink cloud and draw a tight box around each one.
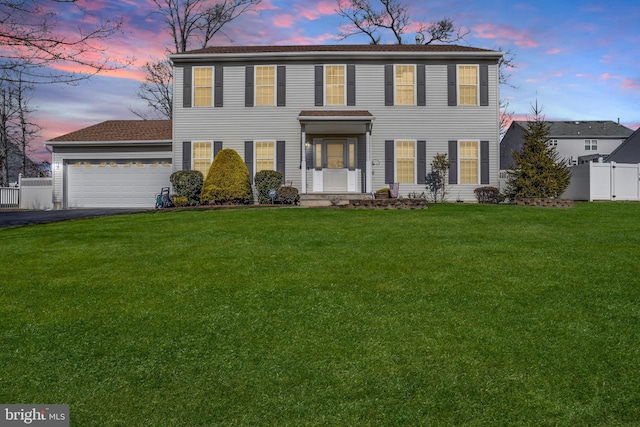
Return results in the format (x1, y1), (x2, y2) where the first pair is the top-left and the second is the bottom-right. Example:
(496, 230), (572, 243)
(620, 78), (640, 91)
(296, 0), (336, 20)
(546, 48), (563, 55)
(273, 13), (295, 28)
(472, 23), (539, 48)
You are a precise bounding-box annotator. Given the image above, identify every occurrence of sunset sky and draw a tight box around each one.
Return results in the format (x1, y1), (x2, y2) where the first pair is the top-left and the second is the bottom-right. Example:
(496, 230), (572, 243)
(21, 0), (640, 161)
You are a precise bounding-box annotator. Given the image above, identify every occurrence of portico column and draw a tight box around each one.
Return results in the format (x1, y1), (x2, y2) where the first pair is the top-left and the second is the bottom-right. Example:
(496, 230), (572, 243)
(366, 123), (373, 193)
(300, 124), (307, 194)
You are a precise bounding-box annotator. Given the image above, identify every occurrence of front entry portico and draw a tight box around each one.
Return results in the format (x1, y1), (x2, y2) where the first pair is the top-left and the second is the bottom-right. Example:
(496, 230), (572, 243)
(298, 110), (374, 194)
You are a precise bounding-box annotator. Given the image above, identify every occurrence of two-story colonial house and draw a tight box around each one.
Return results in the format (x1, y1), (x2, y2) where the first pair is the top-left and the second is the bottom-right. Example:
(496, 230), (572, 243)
(170, 44), (503, 201)
(45, 44), (503, 208)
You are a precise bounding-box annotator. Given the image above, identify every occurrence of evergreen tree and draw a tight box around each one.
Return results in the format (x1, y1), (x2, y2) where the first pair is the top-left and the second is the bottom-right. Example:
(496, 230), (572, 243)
(506, 103), (571, 199)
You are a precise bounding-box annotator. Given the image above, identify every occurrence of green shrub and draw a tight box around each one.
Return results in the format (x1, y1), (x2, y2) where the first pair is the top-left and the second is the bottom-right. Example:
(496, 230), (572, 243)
(474, 186), (500, 204)
(172, 196), (189, 207)
(277, 186), (299, 205)
(255, 170), (283, 204)
(170, 170), (203, 206)
(201, 149), (253, 205)
(375, 188), (390, 195)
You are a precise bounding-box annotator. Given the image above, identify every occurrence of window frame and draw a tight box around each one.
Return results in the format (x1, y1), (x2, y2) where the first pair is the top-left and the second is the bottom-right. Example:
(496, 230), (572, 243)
(585, 139), (598, 151)
(192, 141), (213, 176)
(255, 140), (276, 173)
(255, 65), (276, 107)
(458, 140), (480, 185)
(324, 64), (346, 106)
(193, 66), (213, 107)
(394, 64), (416, 106)
(457, 65), (479, 106)
(395, 139), (417, 184)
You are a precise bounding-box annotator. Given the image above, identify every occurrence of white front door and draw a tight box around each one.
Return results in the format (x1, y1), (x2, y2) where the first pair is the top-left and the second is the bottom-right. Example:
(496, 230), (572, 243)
(313, 138), (358, 192)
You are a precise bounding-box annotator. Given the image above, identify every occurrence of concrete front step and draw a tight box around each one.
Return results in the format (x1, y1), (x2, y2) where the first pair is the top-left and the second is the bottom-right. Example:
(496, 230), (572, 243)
(299, 193), (372, 207)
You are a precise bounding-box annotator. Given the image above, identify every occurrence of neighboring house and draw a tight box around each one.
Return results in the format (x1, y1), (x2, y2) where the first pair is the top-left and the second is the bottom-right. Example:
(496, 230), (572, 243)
(606, 127), (640, 164)
(501, 120), (633, 171)
(45, 120), (172, 208)
(170, 44), (503, 201)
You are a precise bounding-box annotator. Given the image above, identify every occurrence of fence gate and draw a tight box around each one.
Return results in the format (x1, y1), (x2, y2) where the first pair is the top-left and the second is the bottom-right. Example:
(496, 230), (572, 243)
(0, 187), (19, 208)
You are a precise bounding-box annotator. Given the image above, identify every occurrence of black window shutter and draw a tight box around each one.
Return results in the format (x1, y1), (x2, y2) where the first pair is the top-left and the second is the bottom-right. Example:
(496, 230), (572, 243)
(245, 141), (254, 183)
(214, 66), (223, 107)
(182, 141), (191, 170)
(277, 66), (286, 107)
(384, 64), (394, 106)
(447, 65), (457, 106)
(480, 65), (489, 106)
(183, 66), (192, 108)
(347, 64), (356, 106)
(276, 140), (286, 181)
(480, 140), (490, 184)
(417, 140), (426, 184)
(214, 141), (223, 159)
(417, 65), (426, 107)
(315, 65), (323, 106)
(245, 66), (254, 107)
(448, 140), (458, 184)
(385, 140), (394, 184)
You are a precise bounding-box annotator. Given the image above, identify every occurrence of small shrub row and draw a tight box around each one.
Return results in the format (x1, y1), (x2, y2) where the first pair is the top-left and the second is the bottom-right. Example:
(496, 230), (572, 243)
(170, 170), (203, 206)
(474, 186), (500, 204)
(255, 170), (284, 204)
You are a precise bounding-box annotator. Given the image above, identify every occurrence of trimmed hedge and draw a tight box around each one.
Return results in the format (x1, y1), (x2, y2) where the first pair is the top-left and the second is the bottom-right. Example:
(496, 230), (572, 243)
(474, 186), (500, 204)
(255, 170), (283, 204)
(277, 186), (299, 205)
(201, 149), (253, 205)
(170, 170), (203, 206)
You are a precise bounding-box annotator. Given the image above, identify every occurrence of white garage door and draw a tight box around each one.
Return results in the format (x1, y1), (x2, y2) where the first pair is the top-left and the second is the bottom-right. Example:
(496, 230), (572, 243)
(66, 160), (172, 208)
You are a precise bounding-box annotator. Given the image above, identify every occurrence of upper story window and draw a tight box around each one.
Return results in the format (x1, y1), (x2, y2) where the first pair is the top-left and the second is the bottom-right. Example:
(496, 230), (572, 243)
(585, 139), (598, 150)
(325, 65), (345, 106)
(255, 141), (275, 172)
(458, 65), (478, 106)
(395, 65), (416, 106)
(548, 139), (558, 147)
(255, 66), (275, 106)
(459, 140), (479, 184)
(193, 67), (213, 107)
(193, 141), (213, 176)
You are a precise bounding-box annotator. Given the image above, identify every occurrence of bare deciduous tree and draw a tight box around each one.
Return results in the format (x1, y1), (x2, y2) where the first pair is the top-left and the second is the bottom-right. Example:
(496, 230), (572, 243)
(0, 0), (128, 84)
(133, 0), (261, 119)
(336, 0), (467, 45)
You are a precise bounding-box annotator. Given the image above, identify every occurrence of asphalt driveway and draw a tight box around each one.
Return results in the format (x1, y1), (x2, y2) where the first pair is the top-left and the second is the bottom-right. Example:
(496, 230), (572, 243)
(0, 209), (149, 228)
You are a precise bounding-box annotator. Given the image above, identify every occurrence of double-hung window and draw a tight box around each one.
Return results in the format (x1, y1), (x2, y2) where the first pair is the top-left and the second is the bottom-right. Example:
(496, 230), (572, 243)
(395, 65), (416, 105)
(325, 65), (345, 106)
(396, 140), (416, 184)
(585, 139), (597, 150)
(255, 66), (275, 106)
(193, 142), (213, 176)
(458, 65), (479, 106)
(459, 141), (479, 184)
(193, 67), (213, 107)
(255, 141), (275, 172)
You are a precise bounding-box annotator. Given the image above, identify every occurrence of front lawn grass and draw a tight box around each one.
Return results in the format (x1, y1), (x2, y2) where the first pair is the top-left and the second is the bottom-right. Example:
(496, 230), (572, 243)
(1, 203), (639, 426)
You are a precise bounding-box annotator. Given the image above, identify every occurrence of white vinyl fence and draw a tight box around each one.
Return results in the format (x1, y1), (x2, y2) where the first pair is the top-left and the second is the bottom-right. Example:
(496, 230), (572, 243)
(562, 162), (640, 201)
(0, 174), (53, 210)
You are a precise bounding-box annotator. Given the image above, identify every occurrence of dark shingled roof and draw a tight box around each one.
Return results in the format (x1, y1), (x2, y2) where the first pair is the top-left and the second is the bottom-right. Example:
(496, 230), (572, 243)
(511, 120), (633, 139)
(175, 44), (496, 56)
(299, 110), (373, 117)
(607, 127), (640, 163)
(48, 120), (172, 142)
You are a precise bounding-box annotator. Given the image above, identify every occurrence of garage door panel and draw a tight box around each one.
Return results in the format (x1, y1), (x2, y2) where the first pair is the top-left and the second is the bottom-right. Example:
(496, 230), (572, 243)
(66, 160), (172, 208)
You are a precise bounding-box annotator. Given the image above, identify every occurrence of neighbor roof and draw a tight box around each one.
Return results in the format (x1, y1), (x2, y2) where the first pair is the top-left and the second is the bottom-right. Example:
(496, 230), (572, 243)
(510, 120), (633, 139)
(47, 120), (172, 143)
(606, 127), (640, 163)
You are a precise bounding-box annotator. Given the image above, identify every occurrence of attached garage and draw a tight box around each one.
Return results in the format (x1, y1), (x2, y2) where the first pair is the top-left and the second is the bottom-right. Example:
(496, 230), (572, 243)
(46, 120), (173, 209)
(66, 159), (172, 208)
